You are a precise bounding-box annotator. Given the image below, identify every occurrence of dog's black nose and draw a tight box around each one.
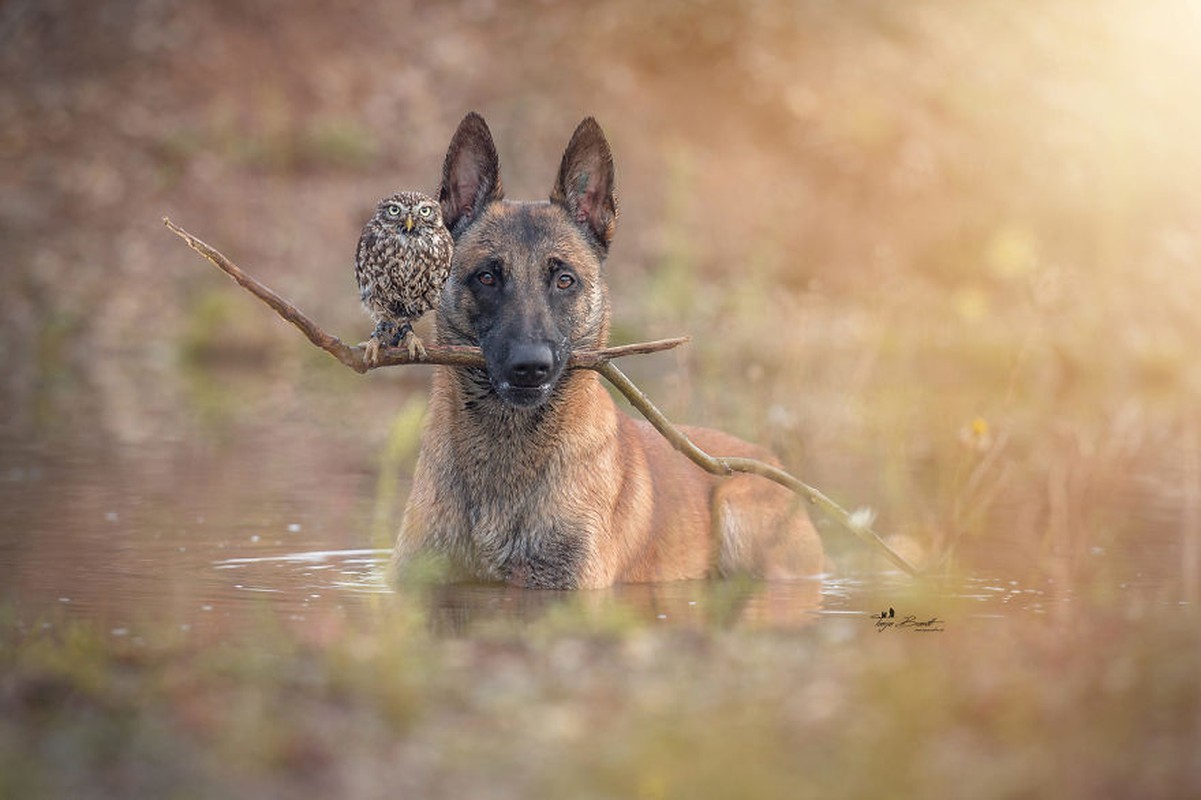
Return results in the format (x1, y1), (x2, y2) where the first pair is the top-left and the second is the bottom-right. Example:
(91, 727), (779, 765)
(506, 343), (554, 387)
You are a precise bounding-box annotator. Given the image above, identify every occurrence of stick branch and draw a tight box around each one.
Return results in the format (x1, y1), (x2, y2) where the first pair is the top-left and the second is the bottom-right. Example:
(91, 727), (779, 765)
(164, 218), (686, 373)
(166, 218), (919, 575)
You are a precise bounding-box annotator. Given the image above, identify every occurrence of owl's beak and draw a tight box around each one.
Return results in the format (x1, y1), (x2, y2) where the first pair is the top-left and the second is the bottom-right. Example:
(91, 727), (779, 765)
(404, 215), (415, 232)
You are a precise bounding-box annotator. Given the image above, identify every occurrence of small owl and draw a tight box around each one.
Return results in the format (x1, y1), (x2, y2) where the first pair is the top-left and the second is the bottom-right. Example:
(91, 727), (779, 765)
(354, 190), (453, 364)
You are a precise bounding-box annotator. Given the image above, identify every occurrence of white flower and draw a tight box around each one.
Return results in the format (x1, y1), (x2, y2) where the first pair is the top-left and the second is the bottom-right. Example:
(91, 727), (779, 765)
(848, 506), (877, 532)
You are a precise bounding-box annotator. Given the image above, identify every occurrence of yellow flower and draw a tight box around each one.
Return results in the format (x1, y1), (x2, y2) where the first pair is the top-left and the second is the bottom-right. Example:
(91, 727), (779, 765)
(958, 417), (994, 452)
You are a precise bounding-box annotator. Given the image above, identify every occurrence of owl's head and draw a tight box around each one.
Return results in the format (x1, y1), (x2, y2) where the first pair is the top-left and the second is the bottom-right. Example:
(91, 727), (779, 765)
(374, 191), (444, 234)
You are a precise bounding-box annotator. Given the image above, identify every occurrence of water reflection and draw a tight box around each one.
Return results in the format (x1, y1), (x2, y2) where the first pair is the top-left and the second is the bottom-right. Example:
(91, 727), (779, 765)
(200, 546), (1083, 636)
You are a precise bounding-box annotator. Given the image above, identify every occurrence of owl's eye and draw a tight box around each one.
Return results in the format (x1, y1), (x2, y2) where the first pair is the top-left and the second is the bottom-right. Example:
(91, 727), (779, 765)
(419, 205), (434, 219)
(555, 272), (576, 290)
(386, 204), (402, 217)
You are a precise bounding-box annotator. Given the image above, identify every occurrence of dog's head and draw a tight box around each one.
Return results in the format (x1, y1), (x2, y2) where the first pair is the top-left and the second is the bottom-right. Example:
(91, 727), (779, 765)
(435, 113), (618, 410)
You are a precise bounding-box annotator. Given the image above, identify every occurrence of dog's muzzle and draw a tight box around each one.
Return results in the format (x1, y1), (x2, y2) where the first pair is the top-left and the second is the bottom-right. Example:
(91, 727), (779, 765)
(492, 341), (560, 408)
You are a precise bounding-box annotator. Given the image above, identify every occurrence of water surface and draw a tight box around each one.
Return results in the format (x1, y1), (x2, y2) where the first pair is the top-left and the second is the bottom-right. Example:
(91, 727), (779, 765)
(3, 415), (1186, 640)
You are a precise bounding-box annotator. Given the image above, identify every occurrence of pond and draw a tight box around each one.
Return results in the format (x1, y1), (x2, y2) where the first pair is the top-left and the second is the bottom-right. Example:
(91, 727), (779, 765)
(2, 367), (1198, 800)
(0, 391), (1139, 639)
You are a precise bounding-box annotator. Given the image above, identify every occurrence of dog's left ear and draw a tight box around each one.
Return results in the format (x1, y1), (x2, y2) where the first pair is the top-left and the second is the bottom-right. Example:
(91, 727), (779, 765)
(551, 117), (617, 252)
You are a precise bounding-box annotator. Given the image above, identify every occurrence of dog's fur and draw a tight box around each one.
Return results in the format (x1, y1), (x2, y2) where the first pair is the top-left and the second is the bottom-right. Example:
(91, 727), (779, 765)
(389, 113), (824, 589)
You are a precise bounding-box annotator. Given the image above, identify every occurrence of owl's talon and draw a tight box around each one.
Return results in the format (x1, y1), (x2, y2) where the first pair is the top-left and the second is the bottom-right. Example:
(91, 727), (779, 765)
(402, 330), (427, 361)
(363, 337), (384, 367)
(390, 321), (413, 347)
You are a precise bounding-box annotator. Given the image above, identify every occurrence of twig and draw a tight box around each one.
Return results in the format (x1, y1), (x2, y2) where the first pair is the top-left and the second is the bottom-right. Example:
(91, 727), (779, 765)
(166, 217), (919, 575)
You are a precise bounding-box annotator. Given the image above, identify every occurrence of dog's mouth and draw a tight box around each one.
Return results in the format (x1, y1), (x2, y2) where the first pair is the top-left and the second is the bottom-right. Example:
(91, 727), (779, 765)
(492, 379), (555, 409)
(484, 340), (568, 410)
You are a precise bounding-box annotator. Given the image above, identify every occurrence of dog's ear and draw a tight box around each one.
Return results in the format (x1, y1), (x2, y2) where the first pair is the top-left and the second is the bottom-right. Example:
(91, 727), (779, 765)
(440, 112), (503, 236)
(550, 117), (617, 252)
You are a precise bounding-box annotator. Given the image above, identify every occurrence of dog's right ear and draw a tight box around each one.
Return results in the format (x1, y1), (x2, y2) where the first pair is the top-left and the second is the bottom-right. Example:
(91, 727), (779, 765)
(439, 112), (504, 236)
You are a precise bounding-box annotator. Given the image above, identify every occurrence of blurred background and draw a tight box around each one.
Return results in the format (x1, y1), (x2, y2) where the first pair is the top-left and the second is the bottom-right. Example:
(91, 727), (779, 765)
(2, 0), (1201, 605)
(4, 3), (1201, 798)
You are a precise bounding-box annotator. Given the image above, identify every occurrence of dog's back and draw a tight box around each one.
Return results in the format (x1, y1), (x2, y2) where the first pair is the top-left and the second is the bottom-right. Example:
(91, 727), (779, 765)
(390, 114), (823, 589)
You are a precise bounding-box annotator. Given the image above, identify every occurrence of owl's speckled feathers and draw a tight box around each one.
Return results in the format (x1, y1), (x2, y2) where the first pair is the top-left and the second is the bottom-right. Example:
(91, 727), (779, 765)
(354, 190), (453, 364)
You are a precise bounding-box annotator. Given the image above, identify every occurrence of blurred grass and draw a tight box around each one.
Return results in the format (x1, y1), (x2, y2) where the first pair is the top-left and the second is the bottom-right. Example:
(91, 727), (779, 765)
(3, 599), (1198, 799)
(369, 397), (426, 549)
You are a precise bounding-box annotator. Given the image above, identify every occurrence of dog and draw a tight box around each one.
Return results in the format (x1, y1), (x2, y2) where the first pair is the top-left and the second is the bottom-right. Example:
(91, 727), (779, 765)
(389, 112), (824, 589)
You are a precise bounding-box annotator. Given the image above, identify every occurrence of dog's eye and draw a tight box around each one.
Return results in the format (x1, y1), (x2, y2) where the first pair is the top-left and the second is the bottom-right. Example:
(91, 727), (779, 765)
(477, 271), (497, 287)
(386, 204), (402, 217)
(555, 273), (576, 290)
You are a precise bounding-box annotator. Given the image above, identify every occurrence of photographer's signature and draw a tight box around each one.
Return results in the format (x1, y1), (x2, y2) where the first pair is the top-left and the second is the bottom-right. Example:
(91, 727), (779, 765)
(871, 607), (945, 633)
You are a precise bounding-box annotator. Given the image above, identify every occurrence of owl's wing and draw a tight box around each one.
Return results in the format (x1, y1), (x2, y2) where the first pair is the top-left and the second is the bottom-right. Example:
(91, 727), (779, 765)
(354, 226), (378, 272)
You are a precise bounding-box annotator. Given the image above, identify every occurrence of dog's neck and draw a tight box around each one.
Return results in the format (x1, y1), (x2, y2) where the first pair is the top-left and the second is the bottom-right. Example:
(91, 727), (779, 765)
(436, 364), (598, 448)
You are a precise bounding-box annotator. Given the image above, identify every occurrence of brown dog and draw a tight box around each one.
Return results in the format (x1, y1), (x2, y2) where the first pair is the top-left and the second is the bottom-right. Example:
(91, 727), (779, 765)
(390, 113), (823, 589)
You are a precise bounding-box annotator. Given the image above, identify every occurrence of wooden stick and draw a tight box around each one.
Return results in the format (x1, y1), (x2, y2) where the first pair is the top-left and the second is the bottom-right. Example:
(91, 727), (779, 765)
(166, 217), (919, 575)
(164, 218), (687, 374)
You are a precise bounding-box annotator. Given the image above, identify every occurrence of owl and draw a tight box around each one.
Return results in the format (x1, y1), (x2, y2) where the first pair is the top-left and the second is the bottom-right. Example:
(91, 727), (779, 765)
(354, 190), (453, 364)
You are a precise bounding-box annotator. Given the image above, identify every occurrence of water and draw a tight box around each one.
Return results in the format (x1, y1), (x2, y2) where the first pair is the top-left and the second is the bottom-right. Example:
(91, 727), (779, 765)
(0, 422), (1114, 642)
(4, 529), (1085, 640)
(0, 374), (1190, 641)
(206, 550), (1079, 636)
